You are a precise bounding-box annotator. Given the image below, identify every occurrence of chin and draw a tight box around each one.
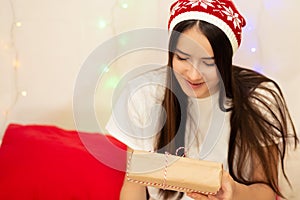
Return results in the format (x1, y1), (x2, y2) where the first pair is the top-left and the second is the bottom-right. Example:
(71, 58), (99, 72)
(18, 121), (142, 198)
(183, 89), (207, 98)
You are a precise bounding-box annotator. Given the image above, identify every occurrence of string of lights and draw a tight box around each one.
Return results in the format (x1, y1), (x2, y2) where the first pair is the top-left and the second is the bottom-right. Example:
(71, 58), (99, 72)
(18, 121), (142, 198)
(0, 0), (25, 137)
(0, 0), (130, 137)
(99, 0), (131, 87)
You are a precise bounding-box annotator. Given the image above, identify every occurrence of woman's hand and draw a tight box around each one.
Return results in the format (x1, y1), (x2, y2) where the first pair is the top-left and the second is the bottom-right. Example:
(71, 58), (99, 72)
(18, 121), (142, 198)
(187, 171), (236, 200)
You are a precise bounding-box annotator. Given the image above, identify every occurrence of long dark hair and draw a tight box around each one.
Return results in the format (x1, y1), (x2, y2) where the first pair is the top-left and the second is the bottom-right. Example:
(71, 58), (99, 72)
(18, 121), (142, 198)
(155, 20), (299, 199)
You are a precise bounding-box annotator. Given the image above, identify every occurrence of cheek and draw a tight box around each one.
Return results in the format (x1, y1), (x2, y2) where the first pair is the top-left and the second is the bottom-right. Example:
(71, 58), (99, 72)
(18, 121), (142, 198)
(202, 67), (219, 82)
(172, 59), (185, 74)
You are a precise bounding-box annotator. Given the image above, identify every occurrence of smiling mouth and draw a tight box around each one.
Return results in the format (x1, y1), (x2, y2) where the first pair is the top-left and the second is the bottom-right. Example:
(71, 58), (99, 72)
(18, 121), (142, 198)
(187, 81), (205, 88)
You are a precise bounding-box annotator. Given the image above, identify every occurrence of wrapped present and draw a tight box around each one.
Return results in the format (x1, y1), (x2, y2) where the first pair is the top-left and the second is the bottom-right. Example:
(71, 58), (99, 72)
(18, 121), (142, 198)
(126, 150), (223, 195)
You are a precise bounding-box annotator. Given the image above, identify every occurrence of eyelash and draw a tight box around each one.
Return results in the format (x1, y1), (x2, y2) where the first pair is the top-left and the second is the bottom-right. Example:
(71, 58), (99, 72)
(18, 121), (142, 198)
(176, 54), (215, 67)
(176, 54), (188, 61)
(203, 61), (215, 67)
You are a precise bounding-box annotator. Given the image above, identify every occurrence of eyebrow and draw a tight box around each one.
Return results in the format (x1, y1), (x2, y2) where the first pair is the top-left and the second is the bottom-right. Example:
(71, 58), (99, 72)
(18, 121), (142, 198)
(175, 48), (214, 60)
(175, 48), (190, 56)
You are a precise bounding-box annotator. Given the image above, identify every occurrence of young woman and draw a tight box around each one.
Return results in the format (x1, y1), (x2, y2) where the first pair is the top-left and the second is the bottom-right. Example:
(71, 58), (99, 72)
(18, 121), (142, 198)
(106, 1), (298, 199)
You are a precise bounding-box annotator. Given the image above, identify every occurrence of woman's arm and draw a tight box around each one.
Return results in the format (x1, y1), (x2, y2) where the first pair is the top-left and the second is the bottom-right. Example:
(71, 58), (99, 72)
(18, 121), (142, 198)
(187, 146), (278, 200)
(187, 171), (276, 200)
(233, 181), (276, 200)
(231, 146), (277, 200)
(120, 148), (148, 200)
(120, 178), (147, 200)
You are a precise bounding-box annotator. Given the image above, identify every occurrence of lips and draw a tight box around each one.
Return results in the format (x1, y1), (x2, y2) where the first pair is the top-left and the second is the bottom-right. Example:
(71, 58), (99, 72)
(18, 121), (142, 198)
(187, 80), (205, 89)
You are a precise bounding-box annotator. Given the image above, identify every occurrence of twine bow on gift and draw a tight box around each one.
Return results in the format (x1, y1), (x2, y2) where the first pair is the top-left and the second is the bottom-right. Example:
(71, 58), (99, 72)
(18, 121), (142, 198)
(163, 147), (186, 190)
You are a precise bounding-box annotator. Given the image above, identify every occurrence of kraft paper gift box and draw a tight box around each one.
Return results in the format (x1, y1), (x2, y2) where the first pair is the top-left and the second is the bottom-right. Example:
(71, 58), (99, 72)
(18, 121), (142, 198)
(126, 150), (223, 195)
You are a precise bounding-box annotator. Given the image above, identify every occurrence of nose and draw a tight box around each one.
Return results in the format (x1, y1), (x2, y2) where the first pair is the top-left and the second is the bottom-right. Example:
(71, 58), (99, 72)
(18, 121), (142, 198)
(188, 64), (203, 81)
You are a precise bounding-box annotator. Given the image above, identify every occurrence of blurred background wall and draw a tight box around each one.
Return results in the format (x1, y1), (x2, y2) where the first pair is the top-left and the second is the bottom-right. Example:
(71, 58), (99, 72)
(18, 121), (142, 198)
(0, 0), (300, 198)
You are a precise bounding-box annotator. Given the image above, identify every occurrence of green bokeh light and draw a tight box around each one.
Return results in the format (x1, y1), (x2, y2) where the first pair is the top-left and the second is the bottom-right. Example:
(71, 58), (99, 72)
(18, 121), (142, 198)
(98, 19), (107, 29)
(121, 3), (129, 9)
(119, 36), (129, 46)
(105, 76), (120, 89)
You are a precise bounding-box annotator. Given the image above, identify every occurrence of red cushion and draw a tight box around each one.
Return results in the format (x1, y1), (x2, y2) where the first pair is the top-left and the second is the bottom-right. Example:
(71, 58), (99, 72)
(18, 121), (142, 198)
(0, 124), (127, 200)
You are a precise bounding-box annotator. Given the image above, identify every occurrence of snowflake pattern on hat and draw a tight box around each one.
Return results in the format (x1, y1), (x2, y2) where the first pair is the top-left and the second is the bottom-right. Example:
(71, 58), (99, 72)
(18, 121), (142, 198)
(170, 1), (184, 15)
(168, 0), (246, 52)
(186, 0), (215, 9)
(221, 5), (243, 29)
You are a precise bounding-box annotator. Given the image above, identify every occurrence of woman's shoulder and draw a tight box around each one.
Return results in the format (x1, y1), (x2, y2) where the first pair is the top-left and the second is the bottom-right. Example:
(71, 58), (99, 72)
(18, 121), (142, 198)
(127, 65), (168, 83)
(126, 65), (168, 101)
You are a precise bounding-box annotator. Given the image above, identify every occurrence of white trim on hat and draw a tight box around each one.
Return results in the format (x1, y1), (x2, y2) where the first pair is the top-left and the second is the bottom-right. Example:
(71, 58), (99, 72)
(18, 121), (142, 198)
(169, 11), (239, 53)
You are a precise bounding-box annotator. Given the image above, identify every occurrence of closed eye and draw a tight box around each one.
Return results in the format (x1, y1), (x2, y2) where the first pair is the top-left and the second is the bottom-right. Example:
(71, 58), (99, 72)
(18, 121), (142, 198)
(175, 54), (189, 61)
(203, 61), (215, 67)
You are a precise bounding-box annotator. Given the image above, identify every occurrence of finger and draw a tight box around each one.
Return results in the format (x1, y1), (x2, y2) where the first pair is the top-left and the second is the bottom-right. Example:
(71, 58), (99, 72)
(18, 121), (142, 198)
(220, 171), (235, 195)
(207, 195), (219, 200)
(187, 192), (209, 199)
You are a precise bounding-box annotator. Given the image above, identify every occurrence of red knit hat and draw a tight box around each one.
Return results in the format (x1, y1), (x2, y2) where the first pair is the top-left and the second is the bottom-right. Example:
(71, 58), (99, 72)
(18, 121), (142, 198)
(168, 0), (246, 53)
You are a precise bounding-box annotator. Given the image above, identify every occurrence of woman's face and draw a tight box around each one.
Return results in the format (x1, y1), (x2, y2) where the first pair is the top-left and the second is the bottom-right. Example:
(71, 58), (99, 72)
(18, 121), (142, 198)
(172, 26), (220, 98)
